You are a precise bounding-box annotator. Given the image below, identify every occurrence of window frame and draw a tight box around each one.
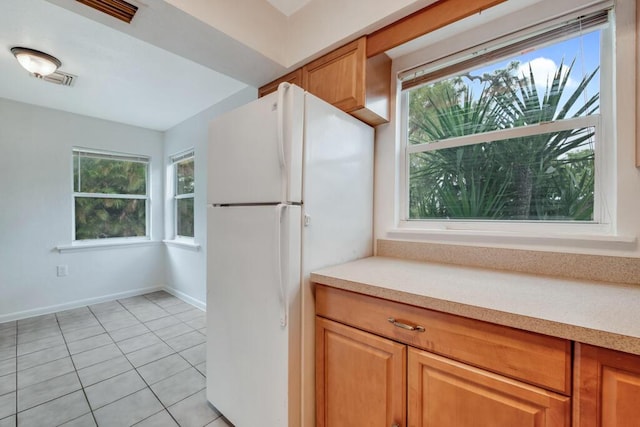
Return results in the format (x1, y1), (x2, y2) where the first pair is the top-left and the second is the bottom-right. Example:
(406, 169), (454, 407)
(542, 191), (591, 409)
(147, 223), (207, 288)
(170, 150), (195, 240)
(397, 9), (614, 236)
(72, 148), (151, 242)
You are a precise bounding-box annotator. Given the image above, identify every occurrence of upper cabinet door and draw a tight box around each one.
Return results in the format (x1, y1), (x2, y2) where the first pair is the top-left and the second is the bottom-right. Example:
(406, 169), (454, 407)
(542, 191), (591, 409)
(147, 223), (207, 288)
(303, 38), (366, 114)
(208, 85), (304, 204)
(302, 37), (390, 126)
(408, 347), (570, 427)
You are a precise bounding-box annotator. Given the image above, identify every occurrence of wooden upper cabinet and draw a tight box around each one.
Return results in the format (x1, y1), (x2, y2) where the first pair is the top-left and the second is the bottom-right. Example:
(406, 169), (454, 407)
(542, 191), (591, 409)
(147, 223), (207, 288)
(257, 68), (302, 98)
(408, 348), (570, 427)
(316, 317), (406, 427)
(259, 37), (391, 127)
(574, 343), (640, 427)
(302, 38), (365, 115)
(303, 37), (390, 126)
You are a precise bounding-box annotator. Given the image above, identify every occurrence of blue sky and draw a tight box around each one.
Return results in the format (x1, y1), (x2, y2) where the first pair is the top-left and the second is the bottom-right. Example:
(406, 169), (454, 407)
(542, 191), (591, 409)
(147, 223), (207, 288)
(462, 29), (601, 115)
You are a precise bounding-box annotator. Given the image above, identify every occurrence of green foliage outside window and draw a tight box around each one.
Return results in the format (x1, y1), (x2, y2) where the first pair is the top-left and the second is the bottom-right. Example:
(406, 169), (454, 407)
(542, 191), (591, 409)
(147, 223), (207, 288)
(174, 156), (194, 238)
(407, 56), (599, 221)
(73, 153), (148, 240)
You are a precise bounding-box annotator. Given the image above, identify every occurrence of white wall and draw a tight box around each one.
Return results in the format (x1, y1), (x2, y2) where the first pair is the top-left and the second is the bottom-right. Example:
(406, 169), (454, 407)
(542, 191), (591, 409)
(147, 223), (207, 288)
(287, 0), (436, 66)
(374, 0), (640, 257)
(0, 98), (166, 321)
(164, 0), (438, 69)
(163, 87), (257, 307)
(164, 0), (288, 66)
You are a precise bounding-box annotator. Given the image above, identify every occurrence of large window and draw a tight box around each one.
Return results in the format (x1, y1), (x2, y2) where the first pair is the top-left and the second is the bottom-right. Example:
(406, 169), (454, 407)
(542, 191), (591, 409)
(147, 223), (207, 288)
(73, 149), (150, 241)
(171, 151), (195, 238)
(401, 10), (608, 224)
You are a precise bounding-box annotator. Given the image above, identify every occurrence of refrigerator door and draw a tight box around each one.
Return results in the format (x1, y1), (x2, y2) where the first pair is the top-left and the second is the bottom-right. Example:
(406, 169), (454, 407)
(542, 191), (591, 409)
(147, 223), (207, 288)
(299, 92), (374, 427)
(206, 205), (302, 427)
(208, 84), (304, 205)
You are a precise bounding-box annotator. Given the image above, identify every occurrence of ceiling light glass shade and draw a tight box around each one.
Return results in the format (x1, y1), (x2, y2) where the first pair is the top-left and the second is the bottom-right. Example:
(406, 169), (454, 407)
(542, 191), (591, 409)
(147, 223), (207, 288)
(10, 47), (61, 77)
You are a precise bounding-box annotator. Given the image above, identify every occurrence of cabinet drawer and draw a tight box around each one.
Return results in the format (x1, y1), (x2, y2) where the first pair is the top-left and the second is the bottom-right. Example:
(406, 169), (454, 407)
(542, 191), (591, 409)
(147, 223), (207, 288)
(315, 285), (571, 395)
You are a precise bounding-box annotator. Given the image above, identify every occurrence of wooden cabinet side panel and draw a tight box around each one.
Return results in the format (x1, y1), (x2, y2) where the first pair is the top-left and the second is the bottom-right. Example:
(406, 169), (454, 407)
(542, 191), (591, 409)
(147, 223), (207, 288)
(316, 285), (571, 395)
(302, 38), (366, 112)
(574, 343), (640, 427)
(350, 53), (391, 125)
(316, 317), (406, 427)
(408, 348), (570, 427)
(258, 69), (303, 98)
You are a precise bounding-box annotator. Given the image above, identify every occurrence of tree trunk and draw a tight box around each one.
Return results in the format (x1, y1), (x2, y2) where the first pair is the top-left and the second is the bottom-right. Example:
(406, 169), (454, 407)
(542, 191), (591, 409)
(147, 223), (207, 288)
(515, 166), (533, 219)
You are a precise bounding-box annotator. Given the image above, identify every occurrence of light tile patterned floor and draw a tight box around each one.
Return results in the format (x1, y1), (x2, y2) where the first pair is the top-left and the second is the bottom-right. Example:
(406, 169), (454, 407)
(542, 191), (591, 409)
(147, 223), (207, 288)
(0, 291), (233, 427)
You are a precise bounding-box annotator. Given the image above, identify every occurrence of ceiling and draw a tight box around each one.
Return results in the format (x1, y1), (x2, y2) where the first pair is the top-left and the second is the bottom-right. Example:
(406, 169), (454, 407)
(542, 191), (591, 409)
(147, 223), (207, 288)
(0, 0), (253, 131)
(266, 0), (313, 16)
(0, 0), (547, 132)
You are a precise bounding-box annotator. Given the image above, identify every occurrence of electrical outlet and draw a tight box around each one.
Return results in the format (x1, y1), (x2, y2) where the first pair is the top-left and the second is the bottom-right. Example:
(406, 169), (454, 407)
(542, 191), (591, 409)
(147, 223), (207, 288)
(56, 265), (68, 277)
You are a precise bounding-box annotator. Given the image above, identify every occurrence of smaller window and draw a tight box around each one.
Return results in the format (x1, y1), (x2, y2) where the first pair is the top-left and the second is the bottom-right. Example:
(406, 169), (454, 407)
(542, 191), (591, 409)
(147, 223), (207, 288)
(171, 151), (195, 238)
(73, 149), (150, 241)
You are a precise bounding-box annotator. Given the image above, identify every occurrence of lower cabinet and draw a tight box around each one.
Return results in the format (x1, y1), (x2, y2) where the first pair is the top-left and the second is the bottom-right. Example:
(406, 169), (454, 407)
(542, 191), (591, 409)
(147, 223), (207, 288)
(408, 348), (569, 427)
(315, 285), (572, 427)
(574, 343), (640, 427)
(316, 317), (406, 427)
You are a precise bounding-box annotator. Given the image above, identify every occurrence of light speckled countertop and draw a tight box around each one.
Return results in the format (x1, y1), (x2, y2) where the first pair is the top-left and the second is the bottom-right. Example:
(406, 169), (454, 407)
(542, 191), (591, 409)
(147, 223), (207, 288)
(311, 256), (640, 356)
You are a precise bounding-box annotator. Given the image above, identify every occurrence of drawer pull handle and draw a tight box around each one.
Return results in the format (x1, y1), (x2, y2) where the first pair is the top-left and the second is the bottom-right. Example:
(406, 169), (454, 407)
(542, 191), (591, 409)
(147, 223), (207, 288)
(388, 317), (425, 332)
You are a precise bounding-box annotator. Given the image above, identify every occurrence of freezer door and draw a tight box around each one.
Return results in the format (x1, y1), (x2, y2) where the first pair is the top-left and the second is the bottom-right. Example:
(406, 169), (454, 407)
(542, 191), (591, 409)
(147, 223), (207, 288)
(206, 205), (302, 427)
(208, 84), (304, 205)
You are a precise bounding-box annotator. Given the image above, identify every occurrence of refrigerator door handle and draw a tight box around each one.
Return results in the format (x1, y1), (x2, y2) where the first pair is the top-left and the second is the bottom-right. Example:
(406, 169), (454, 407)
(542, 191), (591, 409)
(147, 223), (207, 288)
(275, 203), (288, 328)
(277, 82), (290, 202)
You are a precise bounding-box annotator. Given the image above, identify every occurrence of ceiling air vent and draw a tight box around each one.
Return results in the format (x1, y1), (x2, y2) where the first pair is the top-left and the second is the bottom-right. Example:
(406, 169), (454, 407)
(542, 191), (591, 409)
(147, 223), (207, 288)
(43, 70), (77, 87)
(76, 0), (138, 23)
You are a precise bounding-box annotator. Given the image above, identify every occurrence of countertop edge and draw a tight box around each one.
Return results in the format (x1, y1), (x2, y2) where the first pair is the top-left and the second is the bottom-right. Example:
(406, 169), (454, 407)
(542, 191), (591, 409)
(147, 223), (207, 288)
(310, 267), (640, 357)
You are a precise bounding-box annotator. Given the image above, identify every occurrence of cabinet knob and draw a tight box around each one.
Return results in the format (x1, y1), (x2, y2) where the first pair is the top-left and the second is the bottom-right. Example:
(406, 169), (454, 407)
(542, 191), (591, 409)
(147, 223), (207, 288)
(392, 424), (400, 427)
(388, 317), (425, 332)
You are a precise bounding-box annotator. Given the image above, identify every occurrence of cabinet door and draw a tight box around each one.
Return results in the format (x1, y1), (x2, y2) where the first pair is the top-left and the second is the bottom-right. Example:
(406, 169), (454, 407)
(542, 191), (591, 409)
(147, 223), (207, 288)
(303, 38), (366, 113)
(408, 348), (570, 427)
(316, 317), (405, 427)
(574, 343), (640, 427)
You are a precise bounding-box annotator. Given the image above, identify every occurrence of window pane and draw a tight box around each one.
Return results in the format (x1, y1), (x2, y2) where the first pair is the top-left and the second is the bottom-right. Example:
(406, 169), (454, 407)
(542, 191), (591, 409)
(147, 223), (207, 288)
(409, 127), (595, 221)
(75, 198), (146, 239)
(177, 198), (194, 237)
(176, 159), (194, 195)
(76, 157), (147, 195)
(73, 154), (79, 192)
(408, 31), (600, 145)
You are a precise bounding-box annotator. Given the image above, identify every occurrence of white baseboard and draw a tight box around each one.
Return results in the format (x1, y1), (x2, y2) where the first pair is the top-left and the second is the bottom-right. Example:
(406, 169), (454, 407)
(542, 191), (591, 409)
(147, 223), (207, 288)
(0, 286), (164, 324)
(162, 286), (206, 311)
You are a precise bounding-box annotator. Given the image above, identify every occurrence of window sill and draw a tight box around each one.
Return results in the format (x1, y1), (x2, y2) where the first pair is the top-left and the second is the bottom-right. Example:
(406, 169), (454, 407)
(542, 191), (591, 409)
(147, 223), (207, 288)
(386, 227), (637, 250)
(163, 239), (201, 251)
(56, 239), (159, 253)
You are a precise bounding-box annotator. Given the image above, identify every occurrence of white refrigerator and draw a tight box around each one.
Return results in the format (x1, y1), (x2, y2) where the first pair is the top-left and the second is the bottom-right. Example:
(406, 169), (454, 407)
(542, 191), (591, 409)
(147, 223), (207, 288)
(206, 83), (374, 427)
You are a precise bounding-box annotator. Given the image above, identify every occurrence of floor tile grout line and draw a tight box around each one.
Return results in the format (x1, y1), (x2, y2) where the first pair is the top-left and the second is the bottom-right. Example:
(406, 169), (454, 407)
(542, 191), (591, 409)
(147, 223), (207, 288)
(115, 296), (191, 426)
(3, 292), (207, 427)
(10, 320), (89, 423)
(116, 297), (205, 372)
(55, 309), (99, 427)
(121, 293), (210, 423)
(15, 340), (68, 360)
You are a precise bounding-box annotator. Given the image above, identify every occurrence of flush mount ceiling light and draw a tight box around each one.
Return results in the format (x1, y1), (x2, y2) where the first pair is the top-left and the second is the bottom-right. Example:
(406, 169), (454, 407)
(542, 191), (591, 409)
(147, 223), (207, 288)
(10, 47), (62, 78)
